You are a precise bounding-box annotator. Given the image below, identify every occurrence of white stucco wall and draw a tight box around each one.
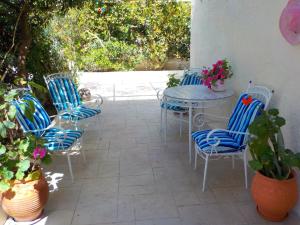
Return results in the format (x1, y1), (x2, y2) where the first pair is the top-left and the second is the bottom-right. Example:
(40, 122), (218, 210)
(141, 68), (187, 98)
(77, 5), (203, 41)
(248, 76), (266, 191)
(190, 0), (300, 214)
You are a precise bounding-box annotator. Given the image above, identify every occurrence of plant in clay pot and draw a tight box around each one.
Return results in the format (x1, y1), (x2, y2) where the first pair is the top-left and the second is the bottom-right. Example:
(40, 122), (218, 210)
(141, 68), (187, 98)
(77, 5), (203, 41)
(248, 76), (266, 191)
(0, 84), (52, 222)
(248, 108), (300, 222)
(201, 59), (233, 91)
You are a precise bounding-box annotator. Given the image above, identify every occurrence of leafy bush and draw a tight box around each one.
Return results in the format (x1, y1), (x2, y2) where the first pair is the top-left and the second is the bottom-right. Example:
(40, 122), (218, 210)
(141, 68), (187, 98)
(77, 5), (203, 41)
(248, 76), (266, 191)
(81, 41), (142, 71)
(48, 0), (191, 71)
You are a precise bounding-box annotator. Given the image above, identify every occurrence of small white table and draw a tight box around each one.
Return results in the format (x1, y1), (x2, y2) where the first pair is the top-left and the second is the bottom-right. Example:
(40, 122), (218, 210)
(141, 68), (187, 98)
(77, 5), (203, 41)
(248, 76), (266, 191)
(163, 85), (234, 163)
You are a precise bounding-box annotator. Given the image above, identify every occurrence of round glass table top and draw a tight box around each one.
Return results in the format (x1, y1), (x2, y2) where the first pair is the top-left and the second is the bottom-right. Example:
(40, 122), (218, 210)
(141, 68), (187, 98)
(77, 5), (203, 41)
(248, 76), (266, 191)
(163, 85), (234, 102)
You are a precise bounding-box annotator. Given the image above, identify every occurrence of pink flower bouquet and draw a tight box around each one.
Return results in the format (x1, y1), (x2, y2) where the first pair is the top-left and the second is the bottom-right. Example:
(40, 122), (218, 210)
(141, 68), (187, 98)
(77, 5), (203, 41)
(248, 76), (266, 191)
(201, 59), (233, 89)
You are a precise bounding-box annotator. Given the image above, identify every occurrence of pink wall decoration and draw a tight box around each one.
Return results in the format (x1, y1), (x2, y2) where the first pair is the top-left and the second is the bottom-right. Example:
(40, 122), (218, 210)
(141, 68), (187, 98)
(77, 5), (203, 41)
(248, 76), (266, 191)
(280, 0), (300, 45)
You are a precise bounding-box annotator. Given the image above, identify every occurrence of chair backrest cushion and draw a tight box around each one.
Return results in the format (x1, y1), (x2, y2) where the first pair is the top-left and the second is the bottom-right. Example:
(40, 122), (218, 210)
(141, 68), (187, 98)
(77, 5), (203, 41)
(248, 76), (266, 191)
(13, 94), (51, 137)
(227, 93), (264, 146)
(47, 76), (81, 111)
(180, 71), (202, 86)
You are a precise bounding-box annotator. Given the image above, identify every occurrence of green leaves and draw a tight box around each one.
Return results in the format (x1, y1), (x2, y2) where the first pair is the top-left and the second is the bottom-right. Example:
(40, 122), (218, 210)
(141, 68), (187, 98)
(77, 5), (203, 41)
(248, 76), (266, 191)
(26, 170), (41, 181)
(248, 108), (299, 180)
(3, 121), (16, 129)
(0, 144), (6, 155)
(0, 181), (10, 192)
(15, 170), (25, 180)
(167, 74), (180, 87)
(8, 105), (17, 119)
(17, 159), (30, 172)
(0, 122), (7, 138)
(249, 160), (263, 171)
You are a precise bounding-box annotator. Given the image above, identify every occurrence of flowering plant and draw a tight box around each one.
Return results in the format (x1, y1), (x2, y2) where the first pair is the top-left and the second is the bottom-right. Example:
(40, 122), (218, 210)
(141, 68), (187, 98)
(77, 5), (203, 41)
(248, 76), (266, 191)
(0, 84), (52, 192)
(201, 59), (233, 89)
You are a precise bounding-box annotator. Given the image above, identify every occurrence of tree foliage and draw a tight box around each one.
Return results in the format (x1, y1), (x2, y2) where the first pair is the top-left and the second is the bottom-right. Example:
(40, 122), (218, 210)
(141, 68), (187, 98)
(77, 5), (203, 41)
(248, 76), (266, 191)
(0, 0), (85, 85)
(49, 0), (191, 71)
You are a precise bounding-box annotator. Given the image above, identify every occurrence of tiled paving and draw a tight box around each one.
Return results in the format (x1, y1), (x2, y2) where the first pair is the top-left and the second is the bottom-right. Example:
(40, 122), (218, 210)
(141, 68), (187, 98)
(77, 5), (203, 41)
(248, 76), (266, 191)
(4, 72), (300, 225)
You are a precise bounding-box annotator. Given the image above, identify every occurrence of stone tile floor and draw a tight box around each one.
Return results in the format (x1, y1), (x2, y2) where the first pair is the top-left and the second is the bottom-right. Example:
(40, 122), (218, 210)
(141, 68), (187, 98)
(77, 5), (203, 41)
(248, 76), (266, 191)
(4, 72), (300, 225)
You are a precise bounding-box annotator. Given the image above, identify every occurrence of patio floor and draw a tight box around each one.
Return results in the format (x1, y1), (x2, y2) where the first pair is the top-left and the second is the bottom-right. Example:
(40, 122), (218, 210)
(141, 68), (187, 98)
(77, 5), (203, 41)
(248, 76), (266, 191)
(5, 71), (300, 225)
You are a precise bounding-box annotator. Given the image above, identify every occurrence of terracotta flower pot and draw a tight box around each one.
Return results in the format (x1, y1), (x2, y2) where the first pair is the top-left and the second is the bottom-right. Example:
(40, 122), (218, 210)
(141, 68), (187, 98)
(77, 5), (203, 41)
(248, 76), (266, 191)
(251, 171), (298, 222)
(1, 172), (49, 222)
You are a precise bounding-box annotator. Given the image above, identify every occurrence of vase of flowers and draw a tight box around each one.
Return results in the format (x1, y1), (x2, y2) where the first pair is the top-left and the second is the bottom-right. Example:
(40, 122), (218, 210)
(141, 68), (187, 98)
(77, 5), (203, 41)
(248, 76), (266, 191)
(201, 59), (233, 91)
(0, 84), (52, 222)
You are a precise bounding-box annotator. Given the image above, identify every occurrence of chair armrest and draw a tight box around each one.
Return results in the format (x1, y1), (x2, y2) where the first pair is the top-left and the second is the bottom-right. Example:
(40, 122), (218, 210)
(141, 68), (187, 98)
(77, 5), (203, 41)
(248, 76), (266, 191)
(193, 112), (229, 128)
(206, 129), (250, 147)
(83, 94), (103, 108)
(193, 112), (229, 122)
(23, 122), (56, 135)
(156, 89), (164, 102)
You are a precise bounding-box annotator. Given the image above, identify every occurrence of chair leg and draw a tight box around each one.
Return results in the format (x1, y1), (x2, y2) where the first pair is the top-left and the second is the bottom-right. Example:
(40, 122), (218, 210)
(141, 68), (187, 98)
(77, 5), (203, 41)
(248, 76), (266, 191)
(243, 151), (248, 189)
(160, 107), (163, 133)
(194, 149), (198, 170)
(202, 154), (209, 192)
(81, 145), (86, 163)
(164, 107), (167, 143)
(179, 113), (183, 137)
(67, 153), (74, 182)
(232, 155), (235, 169)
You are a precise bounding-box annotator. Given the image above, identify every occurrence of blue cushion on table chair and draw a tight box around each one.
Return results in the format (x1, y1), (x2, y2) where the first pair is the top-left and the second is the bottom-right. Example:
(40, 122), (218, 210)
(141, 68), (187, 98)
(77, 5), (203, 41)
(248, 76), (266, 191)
(160, 102), (188, 112)
(180, 72), (202, 86)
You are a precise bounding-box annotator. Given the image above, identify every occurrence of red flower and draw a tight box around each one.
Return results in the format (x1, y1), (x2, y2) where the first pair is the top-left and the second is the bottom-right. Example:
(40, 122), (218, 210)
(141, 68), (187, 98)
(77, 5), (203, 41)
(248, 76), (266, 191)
(242, 96), (253, 106)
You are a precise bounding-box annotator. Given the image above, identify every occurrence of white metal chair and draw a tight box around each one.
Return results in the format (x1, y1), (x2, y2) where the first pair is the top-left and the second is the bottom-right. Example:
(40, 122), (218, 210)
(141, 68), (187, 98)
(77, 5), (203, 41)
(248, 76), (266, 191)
(13, 93), (85, 182)
(44, 73), (103, 127)
(192, 81), (273, 191)
(157, 68), (202, 136)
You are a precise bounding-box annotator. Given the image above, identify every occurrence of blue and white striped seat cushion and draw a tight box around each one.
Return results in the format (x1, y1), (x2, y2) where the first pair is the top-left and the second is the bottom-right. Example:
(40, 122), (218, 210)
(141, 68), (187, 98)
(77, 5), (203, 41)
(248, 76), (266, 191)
(160, 101), (188, 112)
(43, 128), (83, 151)
(60, 105), (101, 121)
(180, 72), (202, 86)
(47, 76), (82, 111)
(192, 93), (264, 154)
(192, 130), (244, 153)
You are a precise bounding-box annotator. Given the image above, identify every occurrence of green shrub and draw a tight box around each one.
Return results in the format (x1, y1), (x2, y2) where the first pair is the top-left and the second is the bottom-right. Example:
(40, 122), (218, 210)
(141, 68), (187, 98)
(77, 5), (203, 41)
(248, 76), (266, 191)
(81, 41), (142, 71)
(48, 0), (191, 71)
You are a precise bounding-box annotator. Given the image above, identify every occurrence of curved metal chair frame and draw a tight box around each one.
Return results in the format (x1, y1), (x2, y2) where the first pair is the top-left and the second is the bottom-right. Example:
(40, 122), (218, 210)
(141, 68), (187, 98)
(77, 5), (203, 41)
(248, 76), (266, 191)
(13, 91), (85, 182)
(157, 68), (203, 136)
(193, 81), (273, 191)
(44, 73), (103, 127)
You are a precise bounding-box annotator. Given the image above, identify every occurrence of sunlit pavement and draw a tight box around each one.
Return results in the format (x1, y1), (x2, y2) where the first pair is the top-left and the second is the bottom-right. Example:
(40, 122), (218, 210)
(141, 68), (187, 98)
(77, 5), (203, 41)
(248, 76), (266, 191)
(5, 71), (300, 225)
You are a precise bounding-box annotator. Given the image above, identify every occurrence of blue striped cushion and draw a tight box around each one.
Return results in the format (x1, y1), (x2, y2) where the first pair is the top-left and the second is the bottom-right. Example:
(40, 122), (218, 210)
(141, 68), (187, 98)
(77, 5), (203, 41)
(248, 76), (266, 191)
(192, 130), (243, 153)
(227, 94), (264, 145)
(192, 93), (264, 153)
(60, 105), (101, 121)
(160, 102), (188, 112)
(13, 94), (52, 137)
(43, 128), (83, 151)
(48, 77), (81, 111)
(180, 72), (202, 86)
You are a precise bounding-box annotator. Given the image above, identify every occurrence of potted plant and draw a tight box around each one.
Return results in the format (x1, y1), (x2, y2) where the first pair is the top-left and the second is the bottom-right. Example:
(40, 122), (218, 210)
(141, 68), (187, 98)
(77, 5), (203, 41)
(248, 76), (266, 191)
(248, 108), (300, 221)
(201, 59), (233, 91)
(166, 73), (180, 88)
(0, 84), (52, 222)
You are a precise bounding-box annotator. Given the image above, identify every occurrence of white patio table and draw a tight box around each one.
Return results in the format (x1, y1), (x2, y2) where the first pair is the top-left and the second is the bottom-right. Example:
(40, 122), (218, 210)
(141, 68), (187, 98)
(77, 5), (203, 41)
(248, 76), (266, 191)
(163, 85), (234, 163)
